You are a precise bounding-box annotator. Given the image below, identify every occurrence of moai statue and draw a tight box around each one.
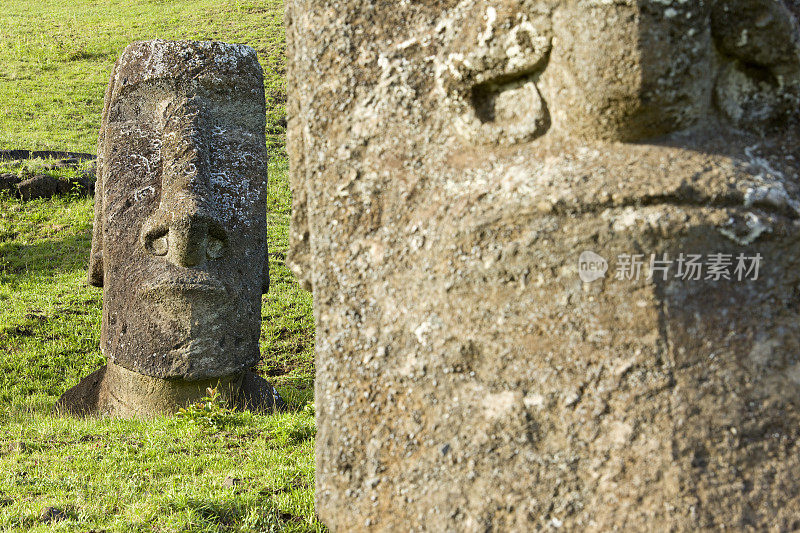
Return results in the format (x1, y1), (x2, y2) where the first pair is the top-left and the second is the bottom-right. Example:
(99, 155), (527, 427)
(287, 0), (800, 530)
(57, 40), (282, 417)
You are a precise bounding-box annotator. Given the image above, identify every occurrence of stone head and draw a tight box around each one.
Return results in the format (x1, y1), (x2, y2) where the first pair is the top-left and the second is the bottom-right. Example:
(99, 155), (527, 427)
(89, 40), (269, 381)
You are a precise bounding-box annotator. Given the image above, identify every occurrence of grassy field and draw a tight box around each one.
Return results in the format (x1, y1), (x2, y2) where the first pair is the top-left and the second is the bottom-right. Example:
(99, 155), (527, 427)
(0, 1), (321, 531)
(0, 0), (286, 156)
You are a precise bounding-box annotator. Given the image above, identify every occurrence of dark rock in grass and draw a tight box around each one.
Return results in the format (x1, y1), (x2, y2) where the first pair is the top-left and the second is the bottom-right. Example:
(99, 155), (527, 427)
(53, 158), (80, 169)
(15, 174), (94, 200)
(16, 174), (68, 200)
(64, 174), (94, 197)
(2, 157), (94, 200)
(39, 506), (67, 523)
(81, 161), (97, 182)
(0, 173), (19, 194)
(0, 149), (95, 162)
(57, 40), (280, 417)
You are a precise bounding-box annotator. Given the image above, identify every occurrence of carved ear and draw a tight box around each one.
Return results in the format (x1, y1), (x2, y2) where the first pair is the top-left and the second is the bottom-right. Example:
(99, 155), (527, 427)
(88, 60), (120, 288)
(88, 175), (104, 287)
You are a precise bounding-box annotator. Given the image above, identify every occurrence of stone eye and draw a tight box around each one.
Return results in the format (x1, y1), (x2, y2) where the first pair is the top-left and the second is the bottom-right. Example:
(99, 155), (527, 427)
(142, 225), (169, 257)
(207, 236), (225, 259)
(149, 234), (169, 256)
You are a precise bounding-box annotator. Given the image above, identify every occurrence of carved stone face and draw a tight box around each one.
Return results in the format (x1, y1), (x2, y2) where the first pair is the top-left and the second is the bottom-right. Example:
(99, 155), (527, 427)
(288, 1), (800, 530)
(90, 40), (269, 380)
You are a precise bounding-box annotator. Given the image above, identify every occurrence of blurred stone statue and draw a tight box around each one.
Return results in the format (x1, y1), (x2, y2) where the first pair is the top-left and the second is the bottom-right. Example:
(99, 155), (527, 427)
(57, 40), (282, 417)
(287, 0), (800, 529)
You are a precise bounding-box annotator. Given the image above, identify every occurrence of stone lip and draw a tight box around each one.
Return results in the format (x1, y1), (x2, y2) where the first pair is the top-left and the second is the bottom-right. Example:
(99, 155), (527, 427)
(139, 272), (228, 299)
(55, 363), (285, 418)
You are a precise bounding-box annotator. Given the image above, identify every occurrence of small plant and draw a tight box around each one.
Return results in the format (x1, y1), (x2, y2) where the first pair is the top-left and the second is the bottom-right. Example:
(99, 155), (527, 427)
(175, 387), (243, 431)
(67, 177), (87, 200)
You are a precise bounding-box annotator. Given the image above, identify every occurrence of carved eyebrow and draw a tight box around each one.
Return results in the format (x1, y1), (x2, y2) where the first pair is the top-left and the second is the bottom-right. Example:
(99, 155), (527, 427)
(108, 99), (262, 136)
(107, 82), (265, 141)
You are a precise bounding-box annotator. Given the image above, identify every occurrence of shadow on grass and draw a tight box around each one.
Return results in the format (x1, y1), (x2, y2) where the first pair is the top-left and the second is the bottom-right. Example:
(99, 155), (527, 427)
(0, 226), (92, 279)
(174, 496), (304, 530)
(271, 377), (314, 412)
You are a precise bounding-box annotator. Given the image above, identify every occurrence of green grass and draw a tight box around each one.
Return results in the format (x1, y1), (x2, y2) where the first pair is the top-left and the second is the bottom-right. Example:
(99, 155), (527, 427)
(0, 408), (317, 532)
(0, 1), (320, 531)
(0, 0), (286, 156)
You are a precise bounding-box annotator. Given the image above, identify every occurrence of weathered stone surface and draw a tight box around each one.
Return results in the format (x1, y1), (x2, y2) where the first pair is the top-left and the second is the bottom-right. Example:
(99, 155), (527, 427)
(287, 0), (800, 530)
(58, 40), (278, 417)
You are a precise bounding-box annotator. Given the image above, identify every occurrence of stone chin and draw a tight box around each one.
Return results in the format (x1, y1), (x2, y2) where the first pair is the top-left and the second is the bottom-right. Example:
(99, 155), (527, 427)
(127, 288), (258, 381)
(160, 337), (251, 381)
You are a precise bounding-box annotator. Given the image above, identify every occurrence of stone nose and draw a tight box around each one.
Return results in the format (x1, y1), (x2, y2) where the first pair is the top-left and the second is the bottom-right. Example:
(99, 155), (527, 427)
(141, 97), (229, 267)
(141, 198), (228, 267)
